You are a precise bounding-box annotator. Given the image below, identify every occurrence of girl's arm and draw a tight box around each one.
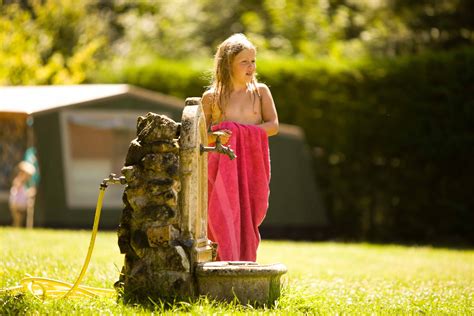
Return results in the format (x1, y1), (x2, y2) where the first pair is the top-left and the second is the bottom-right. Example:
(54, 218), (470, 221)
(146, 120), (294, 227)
(201, 90), (214, 129)
(258, 83), (279, 136)
(201, 90), (231, 144)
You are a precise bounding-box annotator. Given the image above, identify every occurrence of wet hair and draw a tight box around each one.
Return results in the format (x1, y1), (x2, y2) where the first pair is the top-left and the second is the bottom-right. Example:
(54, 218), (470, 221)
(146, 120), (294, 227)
(210, 33), (260, 116)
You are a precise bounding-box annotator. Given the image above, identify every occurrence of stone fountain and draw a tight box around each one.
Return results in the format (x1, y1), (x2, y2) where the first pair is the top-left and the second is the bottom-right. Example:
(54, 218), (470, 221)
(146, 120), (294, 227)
(115, 98), (287, 305)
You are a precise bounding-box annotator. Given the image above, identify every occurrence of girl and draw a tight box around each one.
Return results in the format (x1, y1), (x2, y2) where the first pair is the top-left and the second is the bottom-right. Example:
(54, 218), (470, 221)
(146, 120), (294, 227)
(9, 161), (36, 227)
(202, 34), (279, 261)
(202, 33), (279, 141)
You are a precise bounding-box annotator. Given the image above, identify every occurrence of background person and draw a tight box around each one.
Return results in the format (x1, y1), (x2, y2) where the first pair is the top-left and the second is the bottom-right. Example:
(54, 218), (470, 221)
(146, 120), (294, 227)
(9, 161), (36, 227)
(23, 146), (40, 228)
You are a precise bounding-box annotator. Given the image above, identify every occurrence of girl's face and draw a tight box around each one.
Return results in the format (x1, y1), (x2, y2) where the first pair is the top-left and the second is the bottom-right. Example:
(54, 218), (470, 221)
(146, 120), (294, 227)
(231, 48), (256, 86)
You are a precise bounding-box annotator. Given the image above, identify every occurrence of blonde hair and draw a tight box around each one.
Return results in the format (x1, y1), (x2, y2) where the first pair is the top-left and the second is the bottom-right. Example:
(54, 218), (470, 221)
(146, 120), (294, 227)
(210, 33), (260, 116)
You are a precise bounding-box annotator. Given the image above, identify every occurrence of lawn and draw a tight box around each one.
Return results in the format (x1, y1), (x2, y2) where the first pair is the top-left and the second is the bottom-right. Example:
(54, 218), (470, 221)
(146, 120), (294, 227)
(1, 227), (472, 315)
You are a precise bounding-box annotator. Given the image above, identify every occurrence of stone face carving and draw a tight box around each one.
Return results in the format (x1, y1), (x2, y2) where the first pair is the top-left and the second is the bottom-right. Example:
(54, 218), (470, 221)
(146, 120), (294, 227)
(136, 113), (180, 143)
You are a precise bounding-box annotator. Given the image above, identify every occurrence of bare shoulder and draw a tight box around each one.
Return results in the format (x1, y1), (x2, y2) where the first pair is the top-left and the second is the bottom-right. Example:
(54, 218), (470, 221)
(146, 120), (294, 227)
(201, 89), (215, 111)
(201, 89), (215, 104)
(256, 83), (275, 106)
(256, 82), (272, 96)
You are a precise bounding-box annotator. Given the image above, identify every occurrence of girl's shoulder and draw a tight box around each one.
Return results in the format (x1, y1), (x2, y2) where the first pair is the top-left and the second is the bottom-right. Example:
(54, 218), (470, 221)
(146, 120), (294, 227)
(201, 88), (223, 123)
(255, 82), (272, 100)
(256, 82), (270, 93)
(202, 88), (216, 105)
(202, 87), (216, 97)
(201, 88), (213, 102)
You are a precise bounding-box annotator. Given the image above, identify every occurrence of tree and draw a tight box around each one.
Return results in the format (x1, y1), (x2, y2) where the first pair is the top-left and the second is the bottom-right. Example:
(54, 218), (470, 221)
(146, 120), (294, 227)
(0, 0), (109, 85)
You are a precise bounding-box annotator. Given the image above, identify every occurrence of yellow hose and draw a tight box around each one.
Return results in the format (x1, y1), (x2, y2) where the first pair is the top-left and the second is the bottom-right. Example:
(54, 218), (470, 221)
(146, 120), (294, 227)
(1, 186), (115, 300)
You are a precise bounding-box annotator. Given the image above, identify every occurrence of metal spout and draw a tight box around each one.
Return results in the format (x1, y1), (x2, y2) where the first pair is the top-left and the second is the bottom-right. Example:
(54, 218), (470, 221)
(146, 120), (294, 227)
(101, 173), (127, 188)
(200, 133), (237, 160)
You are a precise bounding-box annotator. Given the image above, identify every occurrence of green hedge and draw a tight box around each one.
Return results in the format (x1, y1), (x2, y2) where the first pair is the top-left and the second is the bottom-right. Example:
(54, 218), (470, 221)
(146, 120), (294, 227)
(97, 47), (474, 244)
(258, 49), (474, 243)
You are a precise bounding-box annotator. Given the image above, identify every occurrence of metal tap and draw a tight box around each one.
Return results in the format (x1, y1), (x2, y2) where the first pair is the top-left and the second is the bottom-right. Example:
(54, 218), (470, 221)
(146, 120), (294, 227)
(200, 132), (237, 160)
(101, 173), (127, 188)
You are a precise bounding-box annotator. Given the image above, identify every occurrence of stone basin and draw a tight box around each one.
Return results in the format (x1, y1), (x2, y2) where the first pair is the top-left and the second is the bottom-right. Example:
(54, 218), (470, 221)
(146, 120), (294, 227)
(195, 261), (287, 306)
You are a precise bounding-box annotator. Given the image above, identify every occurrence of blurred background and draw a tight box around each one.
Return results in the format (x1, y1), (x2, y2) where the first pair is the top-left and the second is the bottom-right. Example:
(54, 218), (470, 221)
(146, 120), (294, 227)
(0, 0), (473, 245)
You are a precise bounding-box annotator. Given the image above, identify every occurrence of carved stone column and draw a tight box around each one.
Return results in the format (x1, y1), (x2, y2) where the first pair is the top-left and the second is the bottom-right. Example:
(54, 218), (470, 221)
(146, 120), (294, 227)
(179, 98), (214, 265)
(116, 112), (194, 303)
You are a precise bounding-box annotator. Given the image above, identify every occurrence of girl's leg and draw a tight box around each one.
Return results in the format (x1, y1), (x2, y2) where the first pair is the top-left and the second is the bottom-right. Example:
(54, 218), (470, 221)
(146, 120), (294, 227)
(11, 206), (26, 227)
(26, 196), (35, 228)
(11, 206), (22, 227)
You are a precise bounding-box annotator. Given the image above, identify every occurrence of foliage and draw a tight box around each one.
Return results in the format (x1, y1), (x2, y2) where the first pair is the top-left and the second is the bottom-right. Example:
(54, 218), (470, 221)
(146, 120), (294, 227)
(98, 0), (211, 62)
(2, 0), (473, 84)
(95, 57), (211, 99)
(300, 47), (474, 243)
(0, 0), (109, 85)
(1, 228), (473, 314)
(261, 47), (474, 243)
(388, 0), (474, 52)
(100, 0), (473, 60)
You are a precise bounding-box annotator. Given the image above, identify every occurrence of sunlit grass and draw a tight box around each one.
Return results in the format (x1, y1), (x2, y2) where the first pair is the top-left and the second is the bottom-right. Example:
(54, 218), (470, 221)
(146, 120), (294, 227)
(1, 227), (472, 314)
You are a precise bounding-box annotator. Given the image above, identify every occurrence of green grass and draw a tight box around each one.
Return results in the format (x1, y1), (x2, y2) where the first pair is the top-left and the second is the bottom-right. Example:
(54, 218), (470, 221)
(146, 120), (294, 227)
(1, 227), (472, 315)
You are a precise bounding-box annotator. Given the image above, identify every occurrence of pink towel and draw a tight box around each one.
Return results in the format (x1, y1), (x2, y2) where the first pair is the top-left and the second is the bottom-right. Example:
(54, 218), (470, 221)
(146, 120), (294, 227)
(207, 121), (270, 262)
